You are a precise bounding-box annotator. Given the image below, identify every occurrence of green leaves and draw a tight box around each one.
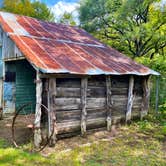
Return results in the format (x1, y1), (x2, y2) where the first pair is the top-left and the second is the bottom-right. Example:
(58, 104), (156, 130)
(1, 0), (55, 22)
(79, 0), (166, 58)
(58, 12), (76, 26)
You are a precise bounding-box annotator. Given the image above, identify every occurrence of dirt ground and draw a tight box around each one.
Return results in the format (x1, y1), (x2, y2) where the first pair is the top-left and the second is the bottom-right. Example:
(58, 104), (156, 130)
(0, 114), (35, 146)
(0, 114), (119, 151)
(0, 115), (14, 144)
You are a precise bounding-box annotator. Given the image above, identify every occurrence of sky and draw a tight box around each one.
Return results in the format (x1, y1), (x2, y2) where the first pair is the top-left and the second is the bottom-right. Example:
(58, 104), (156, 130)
(41, 0), (78, 6)
(37, 0), (79, 22)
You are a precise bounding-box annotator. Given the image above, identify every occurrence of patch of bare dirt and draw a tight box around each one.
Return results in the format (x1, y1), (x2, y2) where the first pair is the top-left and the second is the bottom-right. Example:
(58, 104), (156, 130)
(0, 114), (35, 145)
(0, 115), (14, 144)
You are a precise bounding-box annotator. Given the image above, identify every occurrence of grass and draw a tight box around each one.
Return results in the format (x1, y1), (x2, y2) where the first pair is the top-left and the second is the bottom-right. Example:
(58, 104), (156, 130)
(0, 113), (166, 166)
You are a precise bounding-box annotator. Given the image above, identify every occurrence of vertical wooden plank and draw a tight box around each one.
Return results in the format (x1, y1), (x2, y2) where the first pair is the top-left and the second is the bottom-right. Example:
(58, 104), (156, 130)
(155, 76), (159, 114)
(106, 75), (112, 131)
(126, 75), (134, 122)
(45, 79), (51, 139)
(49, 78), (57, 145)
(141, 76), (150, 120)
(0, 79), (3, 119)
(34, 71), (42, 148)
(81, 77), (87, 136)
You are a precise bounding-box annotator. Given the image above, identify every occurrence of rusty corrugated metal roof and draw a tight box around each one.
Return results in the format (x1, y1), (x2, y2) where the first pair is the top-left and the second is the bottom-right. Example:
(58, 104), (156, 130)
(0, 12), (159, 75)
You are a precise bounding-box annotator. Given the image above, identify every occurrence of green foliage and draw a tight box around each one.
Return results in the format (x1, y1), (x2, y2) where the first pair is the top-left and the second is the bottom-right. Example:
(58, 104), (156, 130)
(79, 0), (166, 58)
(31, 1), (54, 22)
(58, 12), (76, 26)
(0, 139), (9, 148)
(135, 54), (166, 74)
(1, 0), (54, 22)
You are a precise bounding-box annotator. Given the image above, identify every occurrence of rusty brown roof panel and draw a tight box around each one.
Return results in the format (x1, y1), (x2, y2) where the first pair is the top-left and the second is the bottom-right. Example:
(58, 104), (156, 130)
(0, 12), (159, 75)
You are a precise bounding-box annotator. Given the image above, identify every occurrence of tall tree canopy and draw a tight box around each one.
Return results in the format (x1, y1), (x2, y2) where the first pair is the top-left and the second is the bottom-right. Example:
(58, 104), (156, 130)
(1, 0), (54, 22)
(58, 12), (76, 26)
(79, 0), (166, 58)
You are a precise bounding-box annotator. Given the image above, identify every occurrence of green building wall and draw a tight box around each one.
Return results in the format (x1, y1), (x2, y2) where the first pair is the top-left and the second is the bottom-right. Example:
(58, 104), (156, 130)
(15, 60), (36, 114)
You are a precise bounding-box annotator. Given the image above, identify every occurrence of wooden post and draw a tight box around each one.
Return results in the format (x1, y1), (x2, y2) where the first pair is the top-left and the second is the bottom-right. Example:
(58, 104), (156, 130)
(155, 76), (159, 114)
(106, 76), (112, 131)
(46, 79), (51, 139)
(34, 71), (42, 148)
(141, 76), (150, 120)
(81, 77), (87, 136)
(49, 78), (57, 145)
(126, 75), (134, 123)
(0, 79), (3, 119)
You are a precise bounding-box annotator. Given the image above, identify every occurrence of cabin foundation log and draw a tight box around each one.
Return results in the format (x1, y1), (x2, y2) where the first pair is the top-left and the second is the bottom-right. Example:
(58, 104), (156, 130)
(81, 78), (88, 136)
(141, 76), (150, 120)
(126, 76), (134, 122)
(106, 76), (112, 131)
(49, 78), (57, 145)
(34, 71), (42, 148)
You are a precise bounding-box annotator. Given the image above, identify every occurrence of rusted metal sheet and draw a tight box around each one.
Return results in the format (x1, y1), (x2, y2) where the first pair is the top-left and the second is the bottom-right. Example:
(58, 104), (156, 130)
(0, 11), (159, 76)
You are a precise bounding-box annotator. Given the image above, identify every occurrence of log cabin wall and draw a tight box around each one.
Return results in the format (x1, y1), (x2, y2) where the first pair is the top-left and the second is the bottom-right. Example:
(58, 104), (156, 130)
(132, 76), (143, 118)
(111, 75), (129, 123)
(46, 75), (145, 137)
(54, 78), (81, 136)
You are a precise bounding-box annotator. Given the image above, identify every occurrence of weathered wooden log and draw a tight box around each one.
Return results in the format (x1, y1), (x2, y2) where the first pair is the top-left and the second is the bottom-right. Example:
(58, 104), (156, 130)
(49, 78), (57, 145)
(87, 87), (106, 97)
(88, 76), (106, 87)
(81, 78), (88, 136)
(141, 76), (150, 120)
(56, 78), (81, 88)
(57, 117), (106, 134)
(34, 71), (42, 148)
(126, 75), (134, 122)
(86, 98), (106, 109)
(56, 108), (107, 123)
(87, 109), (106, 119)
(56, 87), (81, 97)
(56, 110), (81, 122)
(106, 75), (112, 131)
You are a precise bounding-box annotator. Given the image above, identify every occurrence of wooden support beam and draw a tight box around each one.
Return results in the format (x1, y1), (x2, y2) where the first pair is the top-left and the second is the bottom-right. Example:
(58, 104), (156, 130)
(46, 79), (51, 139)
(81, 77), (88, 136)
(141, 76), (150, 120)
(34, 71), (42, 148)
(106, 76), (112, 131)
(0, 79), (3, 120)
(126, 75), (134, 123)
(49, 78), (57, 145)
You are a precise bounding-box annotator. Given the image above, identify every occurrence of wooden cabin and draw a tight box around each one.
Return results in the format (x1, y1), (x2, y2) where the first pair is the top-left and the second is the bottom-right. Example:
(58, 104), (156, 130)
(0, 12), (159, 146)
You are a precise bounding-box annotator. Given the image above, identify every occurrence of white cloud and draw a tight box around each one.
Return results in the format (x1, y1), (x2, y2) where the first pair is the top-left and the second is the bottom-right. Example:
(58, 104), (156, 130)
(50, 1), (79, 24)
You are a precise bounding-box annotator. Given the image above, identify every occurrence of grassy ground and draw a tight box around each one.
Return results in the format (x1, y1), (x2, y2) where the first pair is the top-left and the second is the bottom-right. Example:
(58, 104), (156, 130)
(0, 114), (166, 166)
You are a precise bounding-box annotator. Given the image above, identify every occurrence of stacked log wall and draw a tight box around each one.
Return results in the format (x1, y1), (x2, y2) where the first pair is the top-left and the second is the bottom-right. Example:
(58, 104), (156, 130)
(46, 75), (145, 137)
(54, 78), (81, 135)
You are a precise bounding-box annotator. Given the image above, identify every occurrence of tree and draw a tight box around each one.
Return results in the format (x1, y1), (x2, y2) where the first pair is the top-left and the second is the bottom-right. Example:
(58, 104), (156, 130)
(31, 1), (55, 22)
(1, 0), (54, 22)
(58, 12), (76, 26)
(79, 0), (166, 58)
